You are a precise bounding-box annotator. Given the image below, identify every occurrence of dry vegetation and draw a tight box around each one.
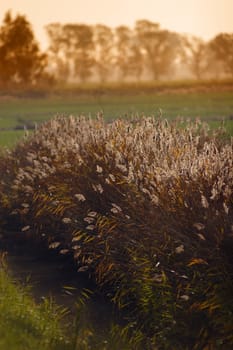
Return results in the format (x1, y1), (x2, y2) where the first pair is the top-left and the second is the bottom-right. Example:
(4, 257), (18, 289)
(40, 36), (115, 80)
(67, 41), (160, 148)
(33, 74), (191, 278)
(0, 115), (233, 349)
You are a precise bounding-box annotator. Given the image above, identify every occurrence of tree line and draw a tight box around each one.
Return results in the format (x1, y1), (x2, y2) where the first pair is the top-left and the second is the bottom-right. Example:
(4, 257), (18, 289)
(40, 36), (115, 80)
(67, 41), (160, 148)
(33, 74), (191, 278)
(0, 10), (233, 87)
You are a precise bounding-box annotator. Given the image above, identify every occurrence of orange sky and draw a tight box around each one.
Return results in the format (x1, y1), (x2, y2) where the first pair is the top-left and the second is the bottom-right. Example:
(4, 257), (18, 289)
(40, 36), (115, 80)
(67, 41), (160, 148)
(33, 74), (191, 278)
(0, 0), (233, 49)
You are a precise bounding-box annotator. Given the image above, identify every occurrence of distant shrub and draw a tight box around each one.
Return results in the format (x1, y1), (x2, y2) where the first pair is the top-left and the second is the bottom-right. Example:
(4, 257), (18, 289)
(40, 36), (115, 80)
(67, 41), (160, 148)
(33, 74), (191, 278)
(0, 115), (233, 349)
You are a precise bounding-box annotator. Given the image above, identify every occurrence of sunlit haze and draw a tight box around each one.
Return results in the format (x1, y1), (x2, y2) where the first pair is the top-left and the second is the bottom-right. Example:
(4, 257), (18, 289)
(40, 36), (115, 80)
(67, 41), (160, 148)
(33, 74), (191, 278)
(0, 0), (233, 50)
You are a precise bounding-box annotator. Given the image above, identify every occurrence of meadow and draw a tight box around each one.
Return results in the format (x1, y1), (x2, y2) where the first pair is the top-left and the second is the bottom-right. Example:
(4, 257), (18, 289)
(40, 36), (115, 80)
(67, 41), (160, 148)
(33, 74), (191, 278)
(0, 80), (233, 147)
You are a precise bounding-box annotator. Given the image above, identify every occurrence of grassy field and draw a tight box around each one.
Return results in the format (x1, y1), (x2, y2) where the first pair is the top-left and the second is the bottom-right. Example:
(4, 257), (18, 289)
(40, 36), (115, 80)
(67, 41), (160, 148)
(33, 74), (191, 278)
(0, 85), (233, 147)
(0, 130), (26, 148)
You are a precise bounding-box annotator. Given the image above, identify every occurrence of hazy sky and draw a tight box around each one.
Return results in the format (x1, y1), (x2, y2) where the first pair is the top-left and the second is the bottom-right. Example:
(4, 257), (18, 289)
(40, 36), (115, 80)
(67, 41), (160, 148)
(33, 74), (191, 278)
(0, 0), (233, 49)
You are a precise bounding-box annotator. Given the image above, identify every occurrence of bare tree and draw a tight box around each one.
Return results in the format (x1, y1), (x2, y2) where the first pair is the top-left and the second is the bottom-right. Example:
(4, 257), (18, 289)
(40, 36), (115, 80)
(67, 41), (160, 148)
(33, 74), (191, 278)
(93, 24), (114, 82)
(63, 24), (95, 82)
(46, 23), (70, 82)
(135, 20), (179, 80)
(182, 35), (209, 79)
(115, 25), (143, 81)
(209, 33), (233, 78)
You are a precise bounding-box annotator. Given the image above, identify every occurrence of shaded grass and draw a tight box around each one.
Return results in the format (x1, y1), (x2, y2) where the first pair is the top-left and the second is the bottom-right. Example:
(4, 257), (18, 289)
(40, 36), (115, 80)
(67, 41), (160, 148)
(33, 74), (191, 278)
(0, 263), (143, 350)
(0, 267), (72, 350)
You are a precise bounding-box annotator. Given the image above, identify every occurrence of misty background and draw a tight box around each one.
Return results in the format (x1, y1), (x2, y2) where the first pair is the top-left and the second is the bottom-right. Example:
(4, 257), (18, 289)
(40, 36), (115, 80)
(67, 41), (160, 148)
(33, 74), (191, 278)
(0, 10), (233, 89)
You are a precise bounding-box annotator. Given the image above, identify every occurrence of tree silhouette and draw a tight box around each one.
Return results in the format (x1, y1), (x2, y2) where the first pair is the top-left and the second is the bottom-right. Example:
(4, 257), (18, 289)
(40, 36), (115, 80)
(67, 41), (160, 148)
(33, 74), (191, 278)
(209, 33), (233, 78)
(135, 20), (180, 80)
(46, 23), (70, 82)
(182, 35), (209, 80)
(45, 18), (233, 83)
(62, 24), (94, 82)
(115, 26), (133, 80)
(0, 11), (47, 87)
(115, 25), (143, 81)
(93, 24), (114, 82)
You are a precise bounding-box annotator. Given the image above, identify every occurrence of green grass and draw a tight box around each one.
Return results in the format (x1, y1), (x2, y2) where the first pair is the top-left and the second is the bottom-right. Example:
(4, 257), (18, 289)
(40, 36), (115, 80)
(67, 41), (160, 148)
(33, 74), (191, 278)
(0, 130), (26, 148)
(0, 88), (233, 148)
(0, 268), (72, 350)
(1, 91), (233, 125)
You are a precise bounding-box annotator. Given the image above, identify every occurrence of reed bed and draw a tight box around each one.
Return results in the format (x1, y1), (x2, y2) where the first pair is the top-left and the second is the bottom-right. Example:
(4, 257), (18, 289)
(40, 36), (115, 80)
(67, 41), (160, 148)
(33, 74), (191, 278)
(0, 115), (232, 349)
